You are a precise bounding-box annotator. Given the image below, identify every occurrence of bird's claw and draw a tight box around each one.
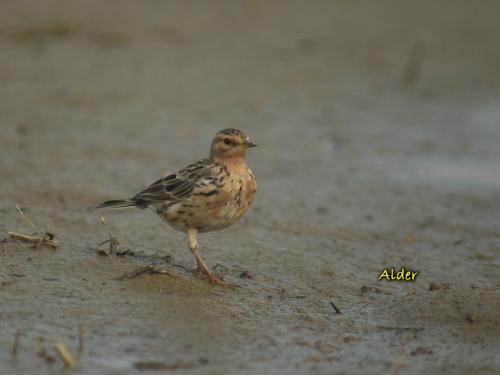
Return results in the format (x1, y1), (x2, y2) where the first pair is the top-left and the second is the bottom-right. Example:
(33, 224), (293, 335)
(196, 267), (239, 288)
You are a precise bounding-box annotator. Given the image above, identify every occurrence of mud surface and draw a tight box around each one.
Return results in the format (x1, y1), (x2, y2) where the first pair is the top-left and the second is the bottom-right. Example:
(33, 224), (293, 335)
(1, 1), (499, 374)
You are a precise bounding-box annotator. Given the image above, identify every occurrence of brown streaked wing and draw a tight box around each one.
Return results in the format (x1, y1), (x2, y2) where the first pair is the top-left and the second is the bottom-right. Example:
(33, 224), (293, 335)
(133, 159), (216, 203)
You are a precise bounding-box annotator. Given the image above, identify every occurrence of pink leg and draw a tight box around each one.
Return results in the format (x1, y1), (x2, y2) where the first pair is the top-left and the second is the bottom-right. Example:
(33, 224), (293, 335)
(186, 229), (237, 288)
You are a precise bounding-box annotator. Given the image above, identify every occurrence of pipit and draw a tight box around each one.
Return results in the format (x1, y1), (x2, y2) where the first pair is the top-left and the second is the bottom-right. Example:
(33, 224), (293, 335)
(97, 129), (257, 287)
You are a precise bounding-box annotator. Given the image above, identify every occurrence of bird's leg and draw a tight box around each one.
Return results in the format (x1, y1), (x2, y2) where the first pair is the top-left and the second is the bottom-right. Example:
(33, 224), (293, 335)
(186, 229), (236, 288)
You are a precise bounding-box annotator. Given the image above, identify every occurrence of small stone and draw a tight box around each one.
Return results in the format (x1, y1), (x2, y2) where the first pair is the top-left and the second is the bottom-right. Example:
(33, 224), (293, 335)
(411, 347), (433, 356)
(239, 271), (252, 279)
(198, 357), (209, 365)
(360, 285), (380, 294)
(429, 282), (450, 291)
(316, 206), (329, 215)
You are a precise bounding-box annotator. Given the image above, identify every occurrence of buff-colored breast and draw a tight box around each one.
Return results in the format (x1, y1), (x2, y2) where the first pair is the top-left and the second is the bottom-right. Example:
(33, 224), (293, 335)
(160, 164), (256, 233)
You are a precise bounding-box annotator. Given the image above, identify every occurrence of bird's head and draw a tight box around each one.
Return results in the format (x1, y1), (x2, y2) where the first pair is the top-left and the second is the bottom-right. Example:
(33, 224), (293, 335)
(210, 128), (256, 161)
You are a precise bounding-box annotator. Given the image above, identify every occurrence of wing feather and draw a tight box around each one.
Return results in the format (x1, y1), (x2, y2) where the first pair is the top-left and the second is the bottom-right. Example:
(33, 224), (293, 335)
(133, 159), (217, 204)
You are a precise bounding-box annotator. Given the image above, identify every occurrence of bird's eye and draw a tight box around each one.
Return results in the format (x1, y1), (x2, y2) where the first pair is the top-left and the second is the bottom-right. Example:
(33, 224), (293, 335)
(223, 138), (232, 145)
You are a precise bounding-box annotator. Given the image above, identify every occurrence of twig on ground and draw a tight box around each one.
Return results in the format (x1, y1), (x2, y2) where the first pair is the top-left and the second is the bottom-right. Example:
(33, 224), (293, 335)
(16, 205), (38, 232)
(8, 232), (57, 249)
(8, 205), (57, 249)
(96, 216), (125, 255)
(402, 42), (425, 88)
(54, 342), (76, 368)
(330, 300), (342, 314)
(78, 325), (84, 353)
(377, 326), (424, 332)
(392, 343), (405, 375)
(116, 265), (177, 280)
(12, 329), (21, 357)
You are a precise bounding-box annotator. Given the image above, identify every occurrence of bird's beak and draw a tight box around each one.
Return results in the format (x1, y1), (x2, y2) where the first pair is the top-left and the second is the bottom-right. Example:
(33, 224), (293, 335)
(244, 140), (257, 148)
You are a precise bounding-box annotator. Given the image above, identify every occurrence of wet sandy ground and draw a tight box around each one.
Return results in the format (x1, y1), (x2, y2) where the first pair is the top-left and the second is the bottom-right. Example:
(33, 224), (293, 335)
(1, 1), (499, 374)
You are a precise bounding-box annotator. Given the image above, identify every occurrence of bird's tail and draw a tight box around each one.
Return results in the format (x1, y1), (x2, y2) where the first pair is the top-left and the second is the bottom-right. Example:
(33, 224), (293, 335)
(96, 199), (136, 209)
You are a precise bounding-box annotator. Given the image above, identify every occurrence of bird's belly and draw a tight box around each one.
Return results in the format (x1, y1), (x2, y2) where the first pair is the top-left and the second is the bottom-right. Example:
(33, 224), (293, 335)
(182, 197), (247, 233)
(158, 193), (252, 233)
(201, 202), (250, 232)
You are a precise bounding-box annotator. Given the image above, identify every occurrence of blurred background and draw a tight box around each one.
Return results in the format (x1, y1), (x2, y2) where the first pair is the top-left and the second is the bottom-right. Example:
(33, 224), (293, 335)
(1, 1), (499, 374)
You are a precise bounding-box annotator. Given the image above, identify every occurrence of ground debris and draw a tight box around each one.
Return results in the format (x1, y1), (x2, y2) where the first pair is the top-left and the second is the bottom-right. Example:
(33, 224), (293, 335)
(8, 232), (58, 249)
(8, 205), (58, 249)
(392, 344), (405, 375)
(78, 325), (84, 353)
(115, 265), (177, 280)
(403, 233), (416, 245)
(54, 342), (76, 367)
(343, 334), (361, 343)
(402, 41), (426, 88)
(37, 338), (56, 364)
(8, 272), (25, 278)
(239, 270), (253, 279)
(429, 282), (450, 291)
(377, 326), (424, 332)
(212, 263), (228, 274)
(475, 252), (494, 261)
(134, 358), (208, 371)
(12, 330), (21, 357)
(330, 301), (342, 314)
(360, 285), (381, 294)
(279, 288), (286, 299)
(96, 216), (128, 256)
(411, 347), (433, 356)
(316, 205), (329, 215)
(465, 313), (475, 323)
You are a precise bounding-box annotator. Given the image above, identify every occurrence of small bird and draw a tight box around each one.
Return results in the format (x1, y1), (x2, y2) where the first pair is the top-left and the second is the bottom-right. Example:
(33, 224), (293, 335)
(97, 128), (257, 287)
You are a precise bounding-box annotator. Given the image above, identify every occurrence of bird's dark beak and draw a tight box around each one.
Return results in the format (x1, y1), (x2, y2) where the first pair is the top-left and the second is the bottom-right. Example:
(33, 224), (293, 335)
(244, 140), (257, 148)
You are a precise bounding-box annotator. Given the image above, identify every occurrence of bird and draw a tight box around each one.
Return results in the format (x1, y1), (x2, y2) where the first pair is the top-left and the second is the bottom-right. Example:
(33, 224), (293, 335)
(96, 128), (257, 287)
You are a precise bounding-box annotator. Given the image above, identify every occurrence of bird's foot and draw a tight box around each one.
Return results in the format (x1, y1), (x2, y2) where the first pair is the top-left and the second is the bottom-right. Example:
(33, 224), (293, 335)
(196, 265), (238, 288)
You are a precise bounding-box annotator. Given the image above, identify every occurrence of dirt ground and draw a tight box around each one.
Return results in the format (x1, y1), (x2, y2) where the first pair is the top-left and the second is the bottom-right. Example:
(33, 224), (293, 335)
(1, 1), (499, 374)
